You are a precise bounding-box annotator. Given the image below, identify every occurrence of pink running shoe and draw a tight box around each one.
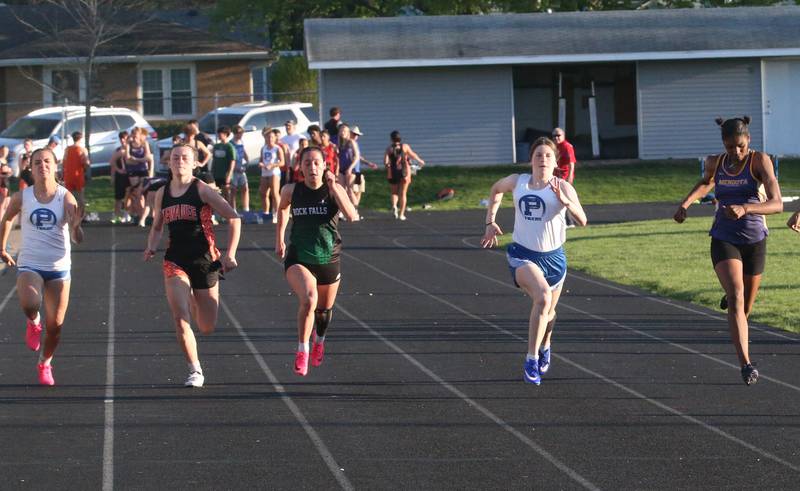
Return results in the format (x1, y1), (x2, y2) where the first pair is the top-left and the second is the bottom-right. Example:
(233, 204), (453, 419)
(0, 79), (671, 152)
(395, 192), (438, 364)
(38, 363), (54, 386)
(294, 351), (309, 376)
(311, 342), (325, 367)
(26, 318), (42, 351)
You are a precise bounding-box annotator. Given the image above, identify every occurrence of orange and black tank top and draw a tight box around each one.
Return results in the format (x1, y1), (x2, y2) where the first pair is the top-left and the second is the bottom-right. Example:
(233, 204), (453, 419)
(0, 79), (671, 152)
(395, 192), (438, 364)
(161, 179), (219, 262)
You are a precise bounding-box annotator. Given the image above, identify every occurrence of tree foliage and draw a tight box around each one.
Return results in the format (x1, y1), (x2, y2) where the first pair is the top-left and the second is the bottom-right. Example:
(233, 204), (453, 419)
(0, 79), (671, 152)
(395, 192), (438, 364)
(212, 0), (792, 50)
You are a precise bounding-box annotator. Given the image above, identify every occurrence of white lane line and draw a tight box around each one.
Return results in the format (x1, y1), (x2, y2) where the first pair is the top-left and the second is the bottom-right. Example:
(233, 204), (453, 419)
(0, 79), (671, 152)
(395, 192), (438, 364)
(460, 235), (798, 343)
(334, 303), (600, 490)
(102, 233), (116, 491)
(249, 241), (598, 490)
(0, 284), (17, 315)
(343, 242), (800, 474)
(220, 297), (354, 491)
(448, 237), (800, 394)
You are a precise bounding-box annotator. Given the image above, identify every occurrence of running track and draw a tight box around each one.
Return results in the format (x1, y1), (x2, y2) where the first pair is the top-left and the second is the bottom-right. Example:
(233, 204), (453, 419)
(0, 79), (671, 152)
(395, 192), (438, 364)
(0, 208), (798, 489)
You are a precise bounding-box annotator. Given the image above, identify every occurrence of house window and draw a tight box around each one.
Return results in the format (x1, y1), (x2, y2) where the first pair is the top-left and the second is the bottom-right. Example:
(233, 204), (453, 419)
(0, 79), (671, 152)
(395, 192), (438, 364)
(43, 68), (86, 106)
(251, 66), (270, 101)
(139, 65), (195, 119)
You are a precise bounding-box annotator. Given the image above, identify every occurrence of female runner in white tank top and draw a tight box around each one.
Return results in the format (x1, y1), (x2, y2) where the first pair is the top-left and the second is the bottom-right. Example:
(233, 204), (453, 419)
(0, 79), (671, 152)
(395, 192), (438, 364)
(259, 128), (284, 221)
(0, 147), (84, 386)
(481, 137), (587, 386)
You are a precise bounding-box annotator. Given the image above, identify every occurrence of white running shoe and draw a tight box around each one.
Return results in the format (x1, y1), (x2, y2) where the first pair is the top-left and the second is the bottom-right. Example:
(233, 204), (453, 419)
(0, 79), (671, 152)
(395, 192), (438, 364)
(184, 371), (205, 388)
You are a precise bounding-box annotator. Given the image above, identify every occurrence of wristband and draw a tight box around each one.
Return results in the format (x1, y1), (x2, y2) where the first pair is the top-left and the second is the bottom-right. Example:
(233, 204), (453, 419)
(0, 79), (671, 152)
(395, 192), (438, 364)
(485, 221), (495, 226)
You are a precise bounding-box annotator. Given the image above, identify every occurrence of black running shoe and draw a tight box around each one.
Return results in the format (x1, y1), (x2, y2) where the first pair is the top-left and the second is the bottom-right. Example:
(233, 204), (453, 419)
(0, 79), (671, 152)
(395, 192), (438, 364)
(741, 363), (759, 386)
(720, 294), (728, 310)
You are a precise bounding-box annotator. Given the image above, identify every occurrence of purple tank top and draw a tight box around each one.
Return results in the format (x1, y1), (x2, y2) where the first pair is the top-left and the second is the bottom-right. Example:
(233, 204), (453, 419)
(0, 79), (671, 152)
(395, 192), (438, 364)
(709, 151), (767, 245)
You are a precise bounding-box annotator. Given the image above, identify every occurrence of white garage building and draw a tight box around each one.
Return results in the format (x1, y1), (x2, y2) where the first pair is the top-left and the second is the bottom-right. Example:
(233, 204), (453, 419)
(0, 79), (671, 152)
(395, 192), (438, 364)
(304, 7), (800, 165)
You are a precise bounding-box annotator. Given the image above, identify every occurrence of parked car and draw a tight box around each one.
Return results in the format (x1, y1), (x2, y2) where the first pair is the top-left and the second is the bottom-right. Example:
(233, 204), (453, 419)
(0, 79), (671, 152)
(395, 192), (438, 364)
(156, 101), (318, 174)
(0, 106), (158, 175)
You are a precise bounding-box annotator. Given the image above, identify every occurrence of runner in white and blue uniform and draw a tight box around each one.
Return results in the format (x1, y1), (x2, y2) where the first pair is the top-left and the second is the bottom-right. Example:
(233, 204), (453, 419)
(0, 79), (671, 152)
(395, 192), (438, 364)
(481, 137), (587, 385)
(0, 147), (84, 386)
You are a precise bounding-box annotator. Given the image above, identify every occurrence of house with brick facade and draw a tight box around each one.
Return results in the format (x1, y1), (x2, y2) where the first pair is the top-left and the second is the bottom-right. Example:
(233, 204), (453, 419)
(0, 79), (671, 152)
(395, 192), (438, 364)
(0, 5), (276, 129)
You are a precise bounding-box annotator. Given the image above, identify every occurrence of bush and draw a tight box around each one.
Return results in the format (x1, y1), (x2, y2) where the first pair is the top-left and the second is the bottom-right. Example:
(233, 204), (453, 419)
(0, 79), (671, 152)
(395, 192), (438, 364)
(152, 121), (187, 140)
(270, 55), (317, 106)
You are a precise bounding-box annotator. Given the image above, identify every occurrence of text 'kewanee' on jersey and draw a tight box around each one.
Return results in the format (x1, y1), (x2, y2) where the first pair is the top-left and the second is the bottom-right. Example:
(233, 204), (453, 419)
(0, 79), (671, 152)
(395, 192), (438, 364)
(161, 179), (219, 262)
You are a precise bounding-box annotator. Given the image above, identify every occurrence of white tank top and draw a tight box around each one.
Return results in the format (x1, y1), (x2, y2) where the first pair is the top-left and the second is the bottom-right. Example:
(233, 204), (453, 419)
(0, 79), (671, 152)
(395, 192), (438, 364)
(17, 186), (71, 271)
(261, 145), (281, 177)
(511, 174), (566, 252)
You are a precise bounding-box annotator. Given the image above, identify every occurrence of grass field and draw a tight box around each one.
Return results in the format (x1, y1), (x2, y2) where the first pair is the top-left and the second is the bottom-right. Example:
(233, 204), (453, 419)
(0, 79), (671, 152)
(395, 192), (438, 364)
(84, 158), (800, 214)
(538, 215), (800, 333)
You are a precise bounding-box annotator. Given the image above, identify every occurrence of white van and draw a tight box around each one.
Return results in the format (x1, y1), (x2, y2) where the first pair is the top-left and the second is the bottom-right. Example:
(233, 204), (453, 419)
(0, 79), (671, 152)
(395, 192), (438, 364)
(156, 101), (318, 173)
(0, 106), (158, 174)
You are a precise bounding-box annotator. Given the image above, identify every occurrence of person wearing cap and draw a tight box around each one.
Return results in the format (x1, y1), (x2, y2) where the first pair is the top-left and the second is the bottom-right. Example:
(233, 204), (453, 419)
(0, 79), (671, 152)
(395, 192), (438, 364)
(350, 126), (378, 210)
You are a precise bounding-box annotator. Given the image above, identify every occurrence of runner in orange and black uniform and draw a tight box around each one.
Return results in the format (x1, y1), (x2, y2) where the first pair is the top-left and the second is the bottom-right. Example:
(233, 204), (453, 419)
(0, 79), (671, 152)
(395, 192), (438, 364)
(144, 143), (241, 388)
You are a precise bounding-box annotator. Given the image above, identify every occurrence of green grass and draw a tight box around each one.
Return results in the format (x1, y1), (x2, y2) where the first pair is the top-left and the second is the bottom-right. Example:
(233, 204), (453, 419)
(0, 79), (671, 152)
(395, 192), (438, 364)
(502, 214), (800, 333)
(84, 158), (800, 213)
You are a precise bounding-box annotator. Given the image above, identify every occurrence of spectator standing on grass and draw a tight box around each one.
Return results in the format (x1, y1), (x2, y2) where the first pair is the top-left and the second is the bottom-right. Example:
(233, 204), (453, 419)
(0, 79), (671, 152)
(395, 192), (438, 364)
(384, 130), (424, 221)
(109, 131), (131, 224)
(62, 132), (91, 218)
(337, 124), (360, 212)
(674, 116), (782, 386)
(281, 120), (303, 187)
(259, 128), (284, 222)
(18, 139), (34, 191)
(290, 138), (308, 184)
(188, 119), (213, 148)
(552, 128), (577, 227)
(230, 125), (250, 213)
(324, 107), (342, 145)
(307, 125), (323, 147)
(184, 124), (211, 178)
(126, 128), (154, 227)
(350, 126), (378, 211)
(211, 127), (236, 206)
(481, 137), (587, 386)
(320, 130), (338, 175)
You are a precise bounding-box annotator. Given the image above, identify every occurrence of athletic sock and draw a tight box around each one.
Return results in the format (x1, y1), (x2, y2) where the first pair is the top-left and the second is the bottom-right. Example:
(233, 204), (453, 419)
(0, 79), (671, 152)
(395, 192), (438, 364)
(298, 342), (309, 353)
(39, 353), (52, 365)
(316, 335), (325, 345)
(540, 344), (550, 351)
(32, 312), (40, 325)
(188, 361), (202, 374)
(526, 353), (538, 362)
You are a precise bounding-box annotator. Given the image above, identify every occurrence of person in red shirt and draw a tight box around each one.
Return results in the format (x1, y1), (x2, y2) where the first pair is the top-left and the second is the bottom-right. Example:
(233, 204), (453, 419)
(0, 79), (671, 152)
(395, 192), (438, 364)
(551, 128), (576, 184)
(62, 131), (90, 217)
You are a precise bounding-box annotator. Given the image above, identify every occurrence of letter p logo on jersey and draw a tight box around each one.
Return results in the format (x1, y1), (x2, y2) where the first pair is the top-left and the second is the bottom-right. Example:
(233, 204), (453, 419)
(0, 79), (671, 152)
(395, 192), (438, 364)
(30, 208), (57, 230)
(518, 195), (546, 221)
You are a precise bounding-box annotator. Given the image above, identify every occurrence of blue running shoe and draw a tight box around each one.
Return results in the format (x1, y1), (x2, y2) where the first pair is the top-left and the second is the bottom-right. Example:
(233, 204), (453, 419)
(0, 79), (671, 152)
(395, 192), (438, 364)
(523, 358), (541, 385)
(538, 347), (551, 375)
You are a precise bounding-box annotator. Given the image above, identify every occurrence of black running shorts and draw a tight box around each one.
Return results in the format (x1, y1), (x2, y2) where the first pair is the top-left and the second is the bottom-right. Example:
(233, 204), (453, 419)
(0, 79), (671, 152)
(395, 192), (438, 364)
(284, 258), (341, 285)
(114, 173), (130, 200)
(710, 237), (766, 276)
